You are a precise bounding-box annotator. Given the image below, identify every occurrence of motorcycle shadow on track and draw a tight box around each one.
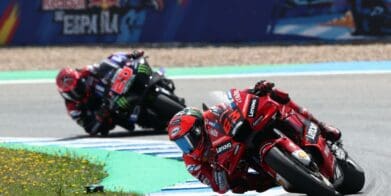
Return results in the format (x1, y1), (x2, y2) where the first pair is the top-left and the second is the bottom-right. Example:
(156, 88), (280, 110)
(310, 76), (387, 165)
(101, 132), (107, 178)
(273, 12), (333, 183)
(57, 129), (167, 141)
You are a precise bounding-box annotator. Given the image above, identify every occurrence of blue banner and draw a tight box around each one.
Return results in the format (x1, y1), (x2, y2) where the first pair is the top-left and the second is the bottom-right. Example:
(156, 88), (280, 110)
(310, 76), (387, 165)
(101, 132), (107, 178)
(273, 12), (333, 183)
(0, 0), (275, 45)
(0, 0), (389, 45)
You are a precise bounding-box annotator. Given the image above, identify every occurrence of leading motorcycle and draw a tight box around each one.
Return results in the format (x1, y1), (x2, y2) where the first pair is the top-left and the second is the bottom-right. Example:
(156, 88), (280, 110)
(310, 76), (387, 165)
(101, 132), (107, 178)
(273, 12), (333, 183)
(207, 89), (365, 195)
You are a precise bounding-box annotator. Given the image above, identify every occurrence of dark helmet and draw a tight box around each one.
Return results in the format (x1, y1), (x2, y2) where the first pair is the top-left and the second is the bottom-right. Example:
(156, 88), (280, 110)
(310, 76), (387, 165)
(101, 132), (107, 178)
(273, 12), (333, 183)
(56, 67), (86, 102)
(167, 107), (204, 154)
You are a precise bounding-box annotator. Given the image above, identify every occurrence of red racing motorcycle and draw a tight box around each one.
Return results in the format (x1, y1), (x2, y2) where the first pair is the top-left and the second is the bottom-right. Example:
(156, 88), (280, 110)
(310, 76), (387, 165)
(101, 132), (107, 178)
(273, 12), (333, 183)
(208, 89), (365, 195)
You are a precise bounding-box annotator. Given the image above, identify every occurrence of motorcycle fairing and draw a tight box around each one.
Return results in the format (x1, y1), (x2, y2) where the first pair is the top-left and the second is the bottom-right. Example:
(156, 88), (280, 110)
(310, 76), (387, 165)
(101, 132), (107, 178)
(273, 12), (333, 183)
(227, 89), (279, 133)
(110, 67), (134, 95)
(284, 112), (337, 180)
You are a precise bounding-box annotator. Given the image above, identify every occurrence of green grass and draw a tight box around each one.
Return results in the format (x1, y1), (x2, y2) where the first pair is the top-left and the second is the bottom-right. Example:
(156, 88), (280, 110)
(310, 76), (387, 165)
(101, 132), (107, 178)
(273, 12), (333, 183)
(0, 147), (136, 195)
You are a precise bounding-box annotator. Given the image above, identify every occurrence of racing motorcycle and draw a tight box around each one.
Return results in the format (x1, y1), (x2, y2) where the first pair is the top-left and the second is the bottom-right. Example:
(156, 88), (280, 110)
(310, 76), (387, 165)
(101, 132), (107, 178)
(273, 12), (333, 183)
(97, 56), (186, 136)
(207, 89), (365, 195)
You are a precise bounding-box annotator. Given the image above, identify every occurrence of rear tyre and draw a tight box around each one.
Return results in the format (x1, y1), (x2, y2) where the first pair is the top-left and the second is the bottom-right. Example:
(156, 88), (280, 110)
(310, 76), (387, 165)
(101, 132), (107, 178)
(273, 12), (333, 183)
(264, 147), (341, 196)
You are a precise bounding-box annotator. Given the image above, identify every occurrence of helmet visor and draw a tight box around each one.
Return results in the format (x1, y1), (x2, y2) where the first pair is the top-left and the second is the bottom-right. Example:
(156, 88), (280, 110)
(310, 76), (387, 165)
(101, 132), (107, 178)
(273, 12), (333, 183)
(174, 135), (194, 154)
(174, 126), (202, 154)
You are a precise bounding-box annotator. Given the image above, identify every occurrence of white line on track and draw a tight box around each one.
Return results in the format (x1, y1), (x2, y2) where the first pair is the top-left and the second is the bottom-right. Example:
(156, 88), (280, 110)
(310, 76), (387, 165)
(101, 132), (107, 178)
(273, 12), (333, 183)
(169, 70), (391, 80)
(1, 70), (391, 85)
(0, 79), (54, 85)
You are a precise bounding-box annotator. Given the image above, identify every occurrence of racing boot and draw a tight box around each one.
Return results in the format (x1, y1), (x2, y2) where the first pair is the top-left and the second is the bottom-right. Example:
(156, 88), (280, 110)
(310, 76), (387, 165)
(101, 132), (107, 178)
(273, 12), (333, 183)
(282, 98), (342, 142)
(318, 122), (341, 142)
(248, 172), (278, 193)
(288, 101), (341, 142)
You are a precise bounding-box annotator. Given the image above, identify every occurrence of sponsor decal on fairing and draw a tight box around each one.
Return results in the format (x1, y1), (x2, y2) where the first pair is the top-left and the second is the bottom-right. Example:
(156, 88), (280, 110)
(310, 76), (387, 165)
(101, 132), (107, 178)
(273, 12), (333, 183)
(292, 150), (311, 166)
(252, 115), (264, 126)
(233, 144), (240, 155)
(216, 142), (232, 154)
(247, 98), (258, 118)
(306, 122), (319, 143)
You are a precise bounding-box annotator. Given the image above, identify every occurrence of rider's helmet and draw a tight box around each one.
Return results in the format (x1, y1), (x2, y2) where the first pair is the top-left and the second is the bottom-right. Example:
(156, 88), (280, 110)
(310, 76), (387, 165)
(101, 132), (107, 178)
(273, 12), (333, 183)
(167, 107), (204, 154)
(56, 67), (86, 102)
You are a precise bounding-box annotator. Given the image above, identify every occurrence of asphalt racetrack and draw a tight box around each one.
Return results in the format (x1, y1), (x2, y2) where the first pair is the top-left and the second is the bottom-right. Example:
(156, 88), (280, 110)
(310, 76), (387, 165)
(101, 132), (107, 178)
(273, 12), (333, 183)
(1, 73), (390, 195)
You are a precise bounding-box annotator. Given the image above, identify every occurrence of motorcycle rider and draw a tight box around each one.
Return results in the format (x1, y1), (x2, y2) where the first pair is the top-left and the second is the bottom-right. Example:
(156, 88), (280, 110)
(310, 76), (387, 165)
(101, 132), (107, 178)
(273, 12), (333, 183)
(56, 50), (146, 136)
(167, 80), (341, 194)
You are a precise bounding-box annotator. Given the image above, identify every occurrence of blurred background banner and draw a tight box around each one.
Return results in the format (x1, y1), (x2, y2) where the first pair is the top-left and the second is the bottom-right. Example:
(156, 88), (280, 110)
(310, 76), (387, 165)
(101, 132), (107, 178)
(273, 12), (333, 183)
(0, 0), (390, 45)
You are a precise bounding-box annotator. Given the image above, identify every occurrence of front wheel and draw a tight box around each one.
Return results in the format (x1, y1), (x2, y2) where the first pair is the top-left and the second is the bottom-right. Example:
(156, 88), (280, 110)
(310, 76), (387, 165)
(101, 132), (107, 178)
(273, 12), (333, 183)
(264, 147), (341, 196)
(335, 157), (365, 194)
(150, 93), (185, 130)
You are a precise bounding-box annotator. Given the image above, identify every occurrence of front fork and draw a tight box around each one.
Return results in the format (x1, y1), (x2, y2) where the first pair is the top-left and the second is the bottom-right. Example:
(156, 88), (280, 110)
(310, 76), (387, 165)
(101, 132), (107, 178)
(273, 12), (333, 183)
(259, 134), (313, 179)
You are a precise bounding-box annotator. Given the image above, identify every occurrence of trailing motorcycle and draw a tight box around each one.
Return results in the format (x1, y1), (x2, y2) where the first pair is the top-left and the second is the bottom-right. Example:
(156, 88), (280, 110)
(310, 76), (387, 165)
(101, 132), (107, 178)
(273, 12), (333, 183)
(97, 56), (186, 136)
(208, 88), (365, 195)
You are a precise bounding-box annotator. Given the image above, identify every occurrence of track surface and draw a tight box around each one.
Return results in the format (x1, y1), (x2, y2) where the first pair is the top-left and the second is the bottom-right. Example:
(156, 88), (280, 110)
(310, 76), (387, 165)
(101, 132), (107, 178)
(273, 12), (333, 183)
(1, 74), (390, 195)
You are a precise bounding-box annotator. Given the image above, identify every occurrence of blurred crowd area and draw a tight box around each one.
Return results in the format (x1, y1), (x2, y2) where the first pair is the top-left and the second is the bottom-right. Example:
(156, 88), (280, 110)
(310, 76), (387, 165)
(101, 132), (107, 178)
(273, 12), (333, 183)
(0, 0), (390, 71)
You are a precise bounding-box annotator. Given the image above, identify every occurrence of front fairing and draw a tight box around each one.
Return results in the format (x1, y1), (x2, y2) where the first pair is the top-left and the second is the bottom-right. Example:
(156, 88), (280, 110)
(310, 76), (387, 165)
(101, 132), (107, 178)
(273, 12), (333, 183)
(227, 89), (279, 132)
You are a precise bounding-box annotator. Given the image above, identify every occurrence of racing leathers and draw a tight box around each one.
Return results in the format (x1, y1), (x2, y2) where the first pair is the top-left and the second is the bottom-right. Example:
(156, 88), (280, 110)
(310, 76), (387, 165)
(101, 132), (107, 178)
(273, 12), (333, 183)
(182, 103), (277, 194)
(63, 64), (114, 135)
(62, 51), (150, 135)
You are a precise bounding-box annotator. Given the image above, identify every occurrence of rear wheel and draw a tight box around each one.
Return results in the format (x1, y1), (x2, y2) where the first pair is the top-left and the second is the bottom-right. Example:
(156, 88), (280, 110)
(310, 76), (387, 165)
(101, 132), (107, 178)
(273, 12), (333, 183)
(264, 147), (341, 196)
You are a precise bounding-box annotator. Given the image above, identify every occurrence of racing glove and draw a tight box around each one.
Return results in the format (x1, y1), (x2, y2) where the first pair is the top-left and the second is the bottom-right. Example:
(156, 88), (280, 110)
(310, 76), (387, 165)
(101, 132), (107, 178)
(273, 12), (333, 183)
(318, 122), (342, 142)
(253, 80), (275, 96)
(130, 50), (144, 59)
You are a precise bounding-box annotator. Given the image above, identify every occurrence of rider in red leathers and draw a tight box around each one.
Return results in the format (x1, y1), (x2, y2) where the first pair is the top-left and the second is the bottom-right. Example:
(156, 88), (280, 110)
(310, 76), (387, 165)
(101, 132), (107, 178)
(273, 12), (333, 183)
(56, 50), (145, 136)
(168, 106), (278, 194)
(167, 80), (341, 194)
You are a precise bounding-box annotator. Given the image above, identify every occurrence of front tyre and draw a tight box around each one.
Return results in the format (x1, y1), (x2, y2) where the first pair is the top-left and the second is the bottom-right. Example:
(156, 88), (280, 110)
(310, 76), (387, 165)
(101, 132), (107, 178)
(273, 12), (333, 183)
(151, 93), (185, 130)
(264, 147), (341, 196)
(335, 157), (365, 194)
